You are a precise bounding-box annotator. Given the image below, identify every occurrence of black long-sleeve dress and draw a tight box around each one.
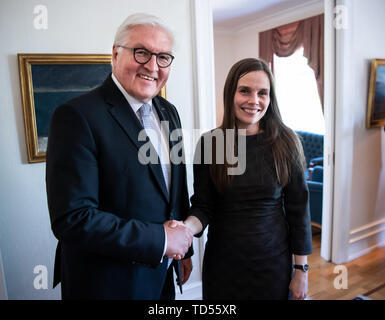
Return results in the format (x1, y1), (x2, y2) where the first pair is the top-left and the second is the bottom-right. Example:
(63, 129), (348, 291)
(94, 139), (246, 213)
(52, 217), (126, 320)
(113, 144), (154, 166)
(189, 132), (312, 300)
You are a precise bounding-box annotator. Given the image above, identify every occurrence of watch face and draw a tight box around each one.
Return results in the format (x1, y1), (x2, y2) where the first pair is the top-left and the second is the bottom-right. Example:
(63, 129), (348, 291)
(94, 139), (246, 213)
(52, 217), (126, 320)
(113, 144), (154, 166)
(303, 264), (309, 272)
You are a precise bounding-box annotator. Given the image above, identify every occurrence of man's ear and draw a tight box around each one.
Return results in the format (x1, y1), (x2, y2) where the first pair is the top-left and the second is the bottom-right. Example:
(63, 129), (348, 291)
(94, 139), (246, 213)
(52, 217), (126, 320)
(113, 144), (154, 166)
(112, 46), (119, 63)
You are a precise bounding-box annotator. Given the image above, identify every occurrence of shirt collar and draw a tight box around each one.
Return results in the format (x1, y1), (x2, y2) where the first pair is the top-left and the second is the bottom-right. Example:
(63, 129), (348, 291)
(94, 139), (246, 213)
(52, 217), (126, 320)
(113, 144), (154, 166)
(111, 73), (153, 114)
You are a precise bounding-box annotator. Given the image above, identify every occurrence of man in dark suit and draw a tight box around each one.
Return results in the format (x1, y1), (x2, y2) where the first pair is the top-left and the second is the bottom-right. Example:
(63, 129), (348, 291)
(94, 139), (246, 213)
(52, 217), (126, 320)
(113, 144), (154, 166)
(46, 13), (193, 300)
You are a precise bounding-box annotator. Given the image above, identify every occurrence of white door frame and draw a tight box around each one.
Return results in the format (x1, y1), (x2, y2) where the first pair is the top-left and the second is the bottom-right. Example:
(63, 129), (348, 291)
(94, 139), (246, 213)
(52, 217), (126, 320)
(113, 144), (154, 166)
(176, 0), (216, 300)
(190, 0), (216, 278)
(320, 0), (336, 261)
(330, 0), (353, 264)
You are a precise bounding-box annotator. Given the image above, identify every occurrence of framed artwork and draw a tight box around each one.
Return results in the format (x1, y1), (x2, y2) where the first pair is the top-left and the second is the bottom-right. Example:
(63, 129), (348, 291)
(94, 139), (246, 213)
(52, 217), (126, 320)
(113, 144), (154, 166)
(367, 58), (385, 128)
(17, 53), (167, 163)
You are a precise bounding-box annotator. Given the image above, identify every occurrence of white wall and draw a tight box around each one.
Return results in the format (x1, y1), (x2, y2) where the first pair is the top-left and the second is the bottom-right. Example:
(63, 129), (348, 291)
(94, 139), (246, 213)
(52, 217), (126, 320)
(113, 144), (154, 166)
(0, 0), (213, 299)
(333, 0), (385, 262)
(213, 31), (234, 126)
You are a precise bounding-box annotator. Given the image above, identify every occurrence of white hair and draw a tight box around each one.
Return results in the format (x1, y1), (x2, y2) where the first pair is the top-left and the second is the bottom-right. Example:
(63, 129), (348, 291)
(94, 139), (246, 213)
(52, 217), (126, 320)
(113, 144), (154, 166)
(113, 13), (175, 48)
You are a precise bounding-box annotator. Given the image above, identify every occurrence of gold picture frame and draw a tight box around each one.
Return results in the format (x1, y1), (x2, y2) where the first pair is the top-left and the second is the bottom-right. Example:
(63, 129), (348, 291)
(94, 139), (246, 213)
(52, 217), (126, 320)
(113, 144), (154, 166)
(366, 58), (385, 128)
(18, 53), (167, 163)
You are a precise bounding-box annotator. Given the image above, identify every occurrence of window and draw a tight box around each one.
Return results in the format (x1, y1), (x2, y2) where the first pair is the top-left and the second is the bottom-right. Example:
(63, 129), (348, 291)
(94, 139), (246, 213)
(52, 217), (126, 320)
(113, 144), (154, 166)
(273, 47), (325, 134)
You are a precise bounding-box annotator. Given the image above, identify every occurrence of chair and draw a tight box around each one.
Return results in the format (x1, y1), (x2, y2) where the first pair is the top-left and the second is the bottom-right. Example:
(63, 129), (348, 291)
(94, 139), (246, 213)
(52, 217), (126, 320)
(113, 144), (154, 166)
(307, 166), (323, 228)
(296, 131), (324, 167)
(295, 131), (324, 228)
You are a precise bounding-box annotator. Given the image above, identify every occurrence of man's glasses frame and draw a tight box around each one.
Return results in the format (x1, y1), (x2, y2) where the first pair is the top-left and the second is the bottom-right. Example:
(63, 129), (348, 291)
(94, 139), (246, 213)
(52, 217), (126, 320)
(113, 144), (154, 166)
(117, 46), (174, 68)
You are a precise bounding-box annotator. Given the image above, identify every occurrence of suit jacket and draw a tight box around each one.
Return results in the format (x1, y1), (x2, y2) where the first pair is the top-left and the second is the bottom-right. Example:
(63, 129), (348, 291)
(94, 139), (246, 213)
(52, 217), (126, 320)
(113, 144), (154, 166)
(46, 74), (192, 299)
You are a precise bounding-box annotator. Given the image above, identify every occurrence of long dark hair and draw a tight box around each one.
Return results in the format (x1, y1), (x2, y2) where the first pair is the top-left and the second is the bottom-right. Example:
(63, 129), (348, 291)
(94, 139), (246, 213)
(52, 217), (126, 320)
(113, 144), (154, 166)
(210, 58), (306, 191)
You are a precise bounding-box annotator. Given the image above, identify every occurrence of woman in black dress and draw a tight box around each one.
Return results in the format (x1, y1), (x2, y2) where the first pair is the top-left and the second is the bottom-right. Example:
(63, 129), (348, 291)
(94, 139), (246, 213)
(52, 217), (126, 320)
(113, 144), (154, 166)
(184, 58), (312, 300)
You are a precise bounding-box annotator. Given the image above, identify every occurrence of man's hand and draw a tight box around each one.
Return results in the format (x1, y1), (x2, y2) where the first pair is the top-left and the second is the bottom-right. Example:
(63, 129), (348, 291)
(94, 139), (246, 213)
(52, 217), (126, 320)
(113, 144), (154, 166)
(163, 220), (193, 260)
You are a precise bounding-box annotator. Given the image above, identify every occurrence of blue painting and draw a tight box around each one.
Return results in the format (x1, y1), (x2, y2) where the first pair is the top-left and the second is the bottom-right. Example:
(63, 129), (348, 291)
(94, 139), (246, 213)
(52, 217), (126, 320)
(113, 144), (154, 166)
(373, 65), (385, 121)
(31, 64), (111, 152)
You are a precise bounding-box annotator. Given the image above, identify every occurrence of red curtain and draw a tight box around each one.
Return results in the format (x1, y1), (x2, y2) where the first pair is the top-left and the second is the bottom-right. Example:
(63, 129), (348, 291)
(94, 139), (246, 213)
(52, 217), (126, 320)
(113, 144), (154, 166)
(259, 14), (324, 109)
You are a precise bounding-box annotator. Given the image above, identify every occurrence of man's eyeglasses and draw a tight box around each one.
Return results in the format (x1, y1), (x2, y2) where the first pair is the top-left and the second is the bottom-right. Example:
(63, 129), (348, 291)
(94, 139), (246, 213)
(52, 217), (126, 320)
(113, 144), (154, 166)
(117, 46), (174, 68)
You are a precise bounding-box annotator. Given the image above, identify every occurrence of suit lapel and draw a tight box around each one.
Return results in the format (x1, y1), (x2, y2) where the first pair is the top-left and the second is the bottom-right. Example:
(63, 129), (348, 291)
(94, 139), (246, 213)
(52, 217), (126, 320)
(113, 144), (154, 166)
(102, 76), (169, 202)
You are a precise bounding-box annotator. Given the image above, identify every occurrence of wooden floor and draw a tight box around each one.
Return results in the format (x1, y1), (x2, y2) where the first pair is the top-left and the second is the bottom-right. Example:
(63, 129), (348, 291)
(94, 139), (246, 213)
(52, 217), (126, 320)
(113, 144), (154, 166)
(307, 231), (385, 300)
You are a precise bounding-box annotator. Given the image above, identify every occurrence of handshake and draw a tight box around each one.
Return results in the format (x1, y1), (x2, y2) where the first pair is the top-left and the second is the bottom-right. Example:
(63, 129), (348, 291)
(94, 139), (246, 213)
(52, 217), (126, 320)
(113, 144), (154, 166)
(163, 219), (194, 260)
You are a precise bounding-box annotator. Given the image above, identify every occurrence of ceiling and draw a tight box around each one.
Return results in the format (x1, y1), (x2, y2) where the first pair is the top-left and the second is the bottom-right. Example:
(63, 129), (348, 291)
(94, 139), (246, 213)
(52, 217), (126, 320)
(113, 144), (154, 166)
(211, 0), (314, 29)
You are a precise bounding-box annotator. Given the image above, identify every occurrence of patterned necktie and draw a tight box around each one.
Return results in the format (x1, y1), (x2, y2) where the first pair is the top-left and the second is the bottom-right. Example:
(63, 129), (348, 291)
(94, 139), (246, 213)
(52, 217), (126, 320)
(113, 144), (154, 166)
(139, 104), (169, 193)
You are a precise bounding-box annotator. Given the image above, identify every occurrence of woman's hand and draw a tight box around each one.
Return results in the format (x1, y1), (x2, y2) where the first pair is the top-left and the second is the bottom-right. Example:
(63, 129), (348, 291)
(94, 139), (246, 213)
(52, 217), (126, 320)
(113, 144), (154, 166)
(289, 270), (308, 300)
(183, 216), (203, 235)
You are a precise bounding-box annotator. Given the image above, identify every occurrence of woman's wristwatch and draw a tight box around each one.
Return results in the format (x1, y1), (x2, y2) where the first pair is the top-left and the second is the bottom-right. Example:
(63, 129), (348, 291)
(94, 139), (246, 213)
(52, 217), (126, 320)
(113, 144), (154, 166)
(294, 264), (309, 272)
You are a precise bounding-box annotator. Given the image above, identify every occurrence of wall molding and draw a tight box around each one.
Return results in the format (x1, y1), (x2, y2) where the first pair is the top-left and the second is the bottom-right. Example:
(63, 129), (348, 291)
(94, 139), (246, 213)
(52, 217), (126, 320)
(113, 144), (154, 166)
(214, 0), (323, 34)
(348, 218), (385, 261)
(349, 218), (385, 243)
(239, 0), (323, 33)
(348, 239), (385, 262)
